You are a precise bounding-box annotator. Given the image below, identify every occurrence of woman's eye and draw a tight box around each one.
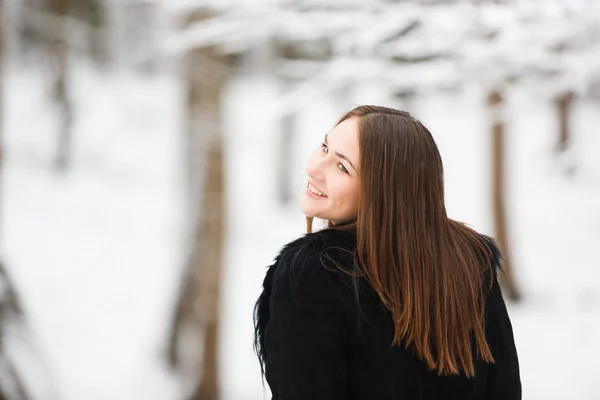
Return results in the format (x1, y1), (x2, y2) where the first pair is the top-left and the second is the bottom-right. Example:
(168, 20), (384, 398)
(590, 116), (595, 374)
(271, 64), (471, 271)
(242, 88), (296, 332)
(321, 143), (328, 153)
(338, 163), (349, 174)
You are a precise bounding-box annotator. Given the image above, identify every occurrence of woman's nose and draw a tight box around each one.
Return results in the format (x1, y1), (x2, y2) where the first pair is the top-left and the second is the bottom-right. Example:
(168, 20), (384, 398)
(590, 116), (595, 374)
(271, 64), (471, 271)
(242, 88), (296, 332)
(307, 157), (326, 180)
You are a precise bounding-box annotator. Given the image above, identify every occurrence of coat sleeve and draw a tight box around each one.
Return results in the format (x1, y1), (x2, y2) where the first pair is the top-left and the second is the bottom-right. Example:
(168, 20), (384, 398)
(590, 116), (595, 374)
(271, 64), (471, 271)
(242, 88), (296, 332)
(483, 267), (522, 400)
(263, 249), (348, 399)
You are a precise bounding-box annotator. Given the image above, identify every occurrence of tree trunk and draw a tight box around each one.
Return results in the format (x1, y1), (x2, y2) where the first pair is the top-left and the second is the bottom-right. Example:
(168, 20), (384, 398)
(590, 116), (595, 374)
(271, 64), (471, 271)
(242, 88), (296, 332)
(488, 89), (521, 301)
(72, 0), (107, 65)
(555, 91), (574, 153)
(277, 107), (296, 206)
(47, 0), (72, 172)
(187, 140), (224, 400)
(168, 8), (229, 400)
(553, 91), (576, 175)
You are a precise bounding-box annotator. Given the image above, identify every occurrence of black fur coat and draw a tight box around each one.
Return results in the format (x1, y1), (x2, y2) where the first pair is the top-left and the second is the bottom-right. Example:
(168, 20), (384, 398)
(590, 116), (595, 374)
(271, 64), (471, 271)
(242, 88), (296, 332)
(254, 228), (521, 400)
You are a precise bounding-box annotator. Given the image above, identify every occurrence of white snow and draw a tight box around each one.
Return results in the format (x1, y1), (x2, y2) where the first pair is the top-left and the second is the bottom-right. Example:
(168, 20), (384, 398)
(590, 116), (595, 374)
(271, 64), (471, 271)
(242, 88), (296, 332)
(3, 61), (186, 400)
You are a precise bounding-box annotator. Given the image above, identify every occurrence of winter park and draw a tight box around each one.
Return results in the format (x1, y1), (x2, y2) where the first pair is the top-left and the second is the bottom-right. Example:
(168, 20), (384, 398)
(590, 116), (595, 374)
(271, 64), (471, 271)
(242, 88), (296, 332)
(0, 0), (599, 399)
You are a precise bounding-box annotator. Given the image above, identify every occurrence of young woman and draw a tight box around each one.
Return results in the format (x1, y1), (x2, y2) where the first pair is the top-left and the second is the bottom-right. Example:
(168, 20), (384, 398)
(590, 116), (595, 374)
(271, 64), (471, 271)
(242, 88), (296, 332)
(254, 105), (521, 399)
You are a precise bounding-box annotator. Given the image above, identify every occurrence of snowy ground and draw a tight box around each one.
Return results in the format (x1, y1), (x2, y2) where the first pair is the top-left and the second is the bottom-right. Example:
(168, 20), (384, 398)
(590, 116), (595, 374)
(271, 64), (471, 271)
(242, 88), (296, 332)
(3, 62), (186, 400)
(3, 61), (600, 400)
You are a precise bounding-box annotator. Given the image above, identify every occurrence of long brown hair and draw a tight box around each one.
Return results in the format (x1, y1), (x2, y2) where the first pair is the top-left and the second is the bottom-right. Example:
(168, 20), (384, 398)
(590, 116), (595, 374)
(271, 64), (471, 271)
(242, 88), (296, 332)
(308, 105), (495, 377)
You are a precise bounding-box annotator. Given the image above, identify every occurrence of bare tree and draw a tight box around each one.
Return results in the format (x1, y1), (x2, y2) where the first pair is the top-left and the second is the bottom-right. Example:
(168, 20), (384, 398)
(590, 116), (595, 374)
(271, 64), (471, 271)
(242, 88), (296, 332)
(44, 0), (72, 172)
(488, 89), (520, 301)
(554, 91), (576, 174)
(71, 0), (106, 65)
(277, 110), (297, 206)
(168, 8), (230, 400)
(555, 91), (575, 153)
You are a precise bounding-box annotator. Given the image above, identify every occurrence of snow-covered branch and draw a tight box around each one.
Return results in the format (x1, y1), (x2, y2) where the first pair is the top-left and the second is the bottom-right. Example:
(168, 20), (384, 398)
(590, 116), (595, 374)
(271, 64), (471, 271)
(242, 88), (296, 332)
(157, 0), (600, 95)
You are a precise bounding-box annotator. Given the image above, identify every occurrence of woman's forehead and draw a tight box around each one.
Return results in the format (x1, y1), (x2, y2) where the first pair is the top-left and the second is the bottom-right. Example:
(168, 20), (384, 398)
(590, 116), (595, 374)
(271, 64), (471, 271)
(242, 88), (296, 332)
(327, 118), (360, 168)
(328, 119), (359, 149)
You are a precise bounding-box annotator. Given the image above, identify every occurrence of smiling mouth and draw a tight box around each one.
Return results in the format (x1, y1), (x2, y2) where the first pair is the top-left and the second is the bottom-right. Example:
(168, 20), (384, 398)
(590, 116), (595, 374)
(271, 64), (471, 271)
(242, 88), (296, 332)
(307, 183), (327, 197)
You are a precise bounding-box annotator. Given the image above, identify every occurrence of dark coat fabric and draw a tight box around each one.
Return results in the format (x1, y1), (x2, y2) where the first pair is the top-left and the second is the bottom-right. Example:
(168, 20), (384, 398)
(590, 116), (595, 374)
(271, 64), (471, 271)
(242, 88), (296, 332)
(254, 228), (521, 400)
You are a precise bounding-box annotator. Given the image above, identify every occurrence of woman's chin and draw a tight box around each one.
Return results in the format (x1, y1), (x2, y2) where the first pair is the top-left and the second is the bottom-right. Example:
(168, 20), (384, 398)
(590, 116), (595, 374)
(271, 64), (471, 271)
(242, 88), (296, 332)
(300, 207), (318, 218)
(300, 206), (322, 220)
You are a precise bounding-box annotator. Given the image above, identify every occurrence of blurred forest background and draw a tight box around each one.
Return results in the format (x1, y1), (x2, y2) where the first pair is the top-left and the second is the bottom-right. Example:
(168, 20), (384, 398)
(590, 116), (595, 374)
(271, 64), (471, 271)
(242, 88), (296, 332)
(0, 0), (599, 399)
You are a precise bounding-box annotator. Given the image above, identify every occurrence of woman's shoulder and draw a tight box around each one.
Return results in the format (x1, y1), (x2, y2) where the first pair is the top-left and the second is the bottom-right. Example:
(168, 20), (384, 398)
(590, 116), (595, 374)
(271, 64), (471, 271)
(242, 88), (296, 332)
(270, 228), (357, 285)
(277, 228), (356, 257)
(253, 229), (357, 373)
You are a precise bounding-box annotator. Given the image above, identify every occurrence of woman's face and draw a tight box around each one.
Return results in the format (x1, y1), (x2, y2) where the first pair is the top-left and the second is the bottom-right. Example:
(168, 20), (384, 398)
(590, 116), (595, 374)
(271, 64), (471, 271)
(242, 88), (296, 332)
(300, 118), (360, 225)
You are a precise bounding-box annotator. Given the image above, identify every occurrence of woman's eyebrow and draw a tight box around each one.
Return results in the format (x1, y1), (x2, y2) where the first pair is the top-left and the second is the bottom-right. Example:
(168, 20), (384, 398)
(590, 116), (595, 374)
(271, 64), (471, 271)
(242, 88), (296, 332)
(324, 134), (357, 171)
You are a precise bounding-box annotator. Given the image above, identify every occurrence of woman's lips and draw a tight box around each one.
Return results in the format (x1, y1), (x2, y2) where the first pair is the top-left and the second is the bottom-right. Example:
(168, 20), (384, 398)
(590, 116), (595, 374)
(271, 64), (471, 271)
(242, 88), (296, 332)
(307, 183), (328, 199)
